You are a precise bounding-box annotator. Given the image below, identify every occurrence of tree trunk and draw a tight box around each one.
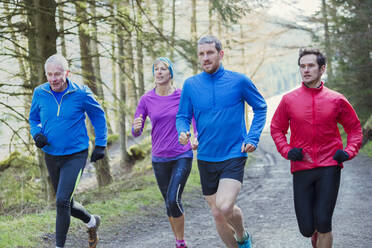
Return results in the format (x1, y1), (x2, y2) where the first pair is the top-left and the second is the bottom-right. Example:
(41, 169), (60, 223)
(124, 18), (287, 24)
(117, 2), (130, 168)
(170, 0), (176, 61)
(218, 13), (222, 39)
(90, 1), (114, 135)
(95, 150), (113, 186)
(208, 0), (213, 34)
(110, 4), (119, 133)
(124, 0), (138, 110)
(224, 25), (230, 65)
(75, 1), (112, 187)
(156, 0), (164, 34)
(136, 0), (145, 96)
(126, 33), (137, 109)
(321, 0), (333, 81)
(26, 0), (58, 202)
(74, 2), (96, 92)
(33, 0), (58, 84)
(362, 114), (372, 147)
(57, 0), (67, 58)
(240, 24), (246, 74)
(191, 0), (198, 74)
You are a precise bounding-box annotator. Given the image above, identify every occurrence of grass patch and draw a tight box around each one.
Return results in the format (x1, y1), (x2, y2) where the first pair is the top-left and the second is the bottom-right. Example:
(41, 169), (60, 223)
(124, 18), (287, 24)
(0, 211), (55, 247)
(0, 155), (201, 248)
(339, 124), (372, 158)
(0, 153), (44, 215)
(361, 140), (372, 157)
(0, 152), (255, 247)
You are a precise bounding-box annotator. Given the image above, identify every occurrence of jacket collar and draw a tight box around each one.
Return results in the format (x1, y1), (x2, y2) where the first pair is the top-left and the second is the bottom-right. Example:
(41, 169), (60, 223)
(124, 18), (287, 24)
(302, 81), (324, 92)
(201, 63), (225, 79)
(41, 78), (77, 92)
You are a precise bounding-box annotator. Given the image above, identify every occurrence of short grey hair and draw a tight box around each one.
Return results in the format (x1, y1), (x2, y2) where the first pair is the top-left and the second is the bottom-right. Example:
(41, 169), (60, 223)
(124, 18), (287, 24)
(197, 35), (222, 52)
(44, 54), (69, 72)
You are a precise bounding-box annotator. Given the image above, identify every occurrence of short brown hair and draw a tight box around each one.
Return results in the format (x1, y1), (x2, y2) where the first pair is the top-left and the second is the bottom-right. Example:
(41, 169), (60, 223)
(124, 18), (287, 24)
(298, 48), (326, 68)
(198, 35), (222, 52)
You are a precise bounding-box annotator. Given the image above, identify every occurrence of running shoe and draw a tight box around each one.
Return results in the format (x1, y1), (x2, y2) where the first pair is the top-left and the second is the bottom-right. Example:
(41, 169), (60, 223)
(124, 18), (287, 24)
(311, 231), (318, 248)
(237, 232), (252, 248)
(175, 243), (188, 248)
(87, 215), (101, 248)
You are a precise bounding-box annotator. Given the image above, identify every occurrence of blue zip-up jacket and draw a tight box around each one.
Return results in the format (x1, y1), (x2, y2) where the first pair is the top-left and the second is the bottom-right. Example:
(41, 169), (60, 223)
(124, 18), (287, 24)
(176, 65), (267, 162)
(29, 79), (107, 155)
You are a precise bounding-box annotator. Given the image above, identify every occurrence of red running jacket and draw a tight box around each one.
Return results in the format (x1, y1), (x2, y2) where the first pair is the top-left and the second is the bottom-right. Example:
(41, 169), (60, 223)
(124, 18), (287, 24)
(270, 82), (363, 173)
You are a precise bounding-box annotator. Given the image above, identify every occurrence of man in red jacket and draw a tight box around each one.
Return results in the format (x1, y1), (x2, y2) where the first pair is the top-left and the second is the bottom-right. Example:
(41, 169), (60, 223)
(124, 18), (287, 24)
(270, 48), (363, 248)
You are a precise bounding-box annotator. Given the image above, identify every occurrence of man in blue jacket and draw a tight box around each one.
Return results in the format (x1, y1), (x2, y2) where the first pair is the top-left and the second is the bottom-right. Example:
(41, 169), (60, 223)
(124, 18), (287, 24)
(176, 36), (267, 248)
(29, 54), (107, 248)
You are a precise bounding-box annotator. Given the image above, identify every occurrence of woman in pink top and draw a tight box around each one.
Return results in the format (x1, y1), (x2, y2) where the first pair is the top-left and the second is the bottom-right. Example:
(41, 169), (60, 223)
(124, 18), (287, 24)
(132, 57), (197, 248)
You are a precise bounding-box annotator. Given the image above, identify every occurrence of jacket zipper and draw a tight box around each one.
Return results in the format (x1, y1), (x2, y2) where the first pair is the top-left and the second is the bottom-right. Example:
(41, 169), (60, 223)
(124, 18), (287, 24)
(312, 91), (316, 164)
(56, 92), (71, 116)
(212, 79), (216, 109)
(42, 88), (73, 116)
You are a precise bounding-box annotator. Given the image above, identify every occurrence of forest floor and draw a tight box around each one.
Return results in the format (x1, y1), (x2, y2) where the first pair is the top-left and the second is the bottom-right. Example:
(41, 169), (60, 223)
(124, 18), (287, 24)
(39, 133), (372, 248)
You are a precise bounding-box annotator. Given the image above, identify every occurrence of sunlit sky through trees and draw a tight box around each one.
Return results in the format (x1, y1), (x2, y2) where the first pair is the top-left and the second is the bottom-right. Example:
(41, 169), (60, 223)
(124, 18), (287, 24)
(268, 0), (321, 22)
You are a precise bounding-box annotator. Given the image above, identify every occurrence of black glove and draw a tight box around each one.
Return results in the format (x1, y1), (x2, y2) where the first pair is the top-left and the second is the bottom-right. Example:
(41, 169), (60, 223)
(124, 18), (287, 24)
(91, 146), (105, 162)
(33, 133), (48, 148)
(333, 150), (349, 164)
(287, 148), (303, 161)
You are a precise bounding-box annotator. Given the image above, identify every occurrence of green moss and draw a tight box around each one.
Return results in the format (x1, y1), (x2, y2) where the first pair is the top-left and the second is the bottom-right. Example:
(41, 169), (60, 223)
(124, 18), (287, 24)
(361, 140), (372, 158)
(0, 211), (54, 247)
(107, 134), (119, 146)
(0, 153), (41, 213)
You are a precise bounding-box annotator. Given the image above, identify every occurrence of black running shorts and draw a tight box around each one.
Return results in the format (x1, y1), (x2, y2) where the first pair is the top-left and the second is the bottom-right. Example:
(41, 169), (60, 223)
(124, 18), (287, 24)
(197, 157), (247, 196)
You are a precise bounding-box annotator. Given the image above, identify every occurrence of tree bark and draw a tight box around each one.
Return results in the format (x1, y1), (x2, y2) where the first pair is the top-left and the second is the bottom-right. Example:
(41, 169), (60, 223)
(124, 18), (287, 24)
(362, 114), (372, 147)
(116, 2), (130, 168)
(90, 1), (114, 135)
(74, 1), (96, 92)
(191, 0), (198, 74)
(208, 0), (213, 34)
(75, 1), (112, 187)
(321, 0), (333, 80)
(26, 0), (58, 202)
(136, 0), (145, 96)
(57, 0), (67, 58)
(124, 0), (138, 109)
(110, 3), (119, 133)
(156, 0), (164, 34)
(240, 24), (246, 74)
(170, 0), (176, 61)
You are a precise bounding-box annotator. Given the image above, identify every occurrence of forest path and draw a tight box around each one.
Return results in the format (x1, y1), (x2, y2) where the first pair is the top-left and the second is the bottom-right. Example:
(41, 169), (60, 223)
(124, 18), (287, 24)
(42, 134), (372, 248)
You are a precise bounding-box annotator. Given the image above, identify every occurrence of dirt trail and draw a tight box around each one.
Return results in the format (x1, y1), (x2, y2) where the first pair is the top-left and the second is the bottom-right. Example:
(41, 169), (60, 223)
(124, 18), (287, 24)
(40, 134), (372, 248)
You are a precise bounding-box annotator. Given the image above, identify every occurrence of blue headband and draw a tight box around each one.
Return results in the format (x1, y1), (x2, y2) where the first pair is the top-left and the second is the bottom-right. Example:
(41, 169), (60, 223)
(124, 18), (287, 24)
(152, 57), (174, 79)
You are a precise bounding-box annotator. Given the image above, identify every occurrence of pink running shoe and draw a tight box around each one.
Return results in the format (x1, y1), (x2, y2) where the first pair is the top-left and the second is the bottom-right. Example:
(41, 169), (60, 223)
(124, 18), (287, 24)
(311, 231), (318, 248)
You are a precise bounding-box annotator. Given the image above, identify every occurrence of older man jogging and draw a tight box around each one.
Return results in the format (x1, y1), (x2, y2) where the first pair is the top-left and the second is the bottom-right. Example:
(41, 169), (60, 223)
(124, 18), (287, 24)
(29, 54), (107, 248)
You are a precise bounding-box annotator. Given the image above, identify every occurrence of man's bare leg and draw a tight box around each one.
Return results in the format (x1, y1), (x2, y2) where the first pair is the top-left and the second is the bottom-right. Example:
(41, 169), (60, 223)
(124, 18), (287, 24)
(215, 179), (246, 240)
(205, 178), (245, 248)
(205, 193), (238, 248)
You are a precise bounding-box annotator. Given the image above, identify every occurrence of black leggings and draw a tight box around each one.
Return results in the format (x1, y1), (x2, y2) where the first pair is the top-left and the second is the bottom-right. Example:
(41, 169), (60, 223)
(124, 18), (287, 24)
(293, 166), (341, 237)
(45, 150), (91, 247)
(152, 158), (192, 218)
